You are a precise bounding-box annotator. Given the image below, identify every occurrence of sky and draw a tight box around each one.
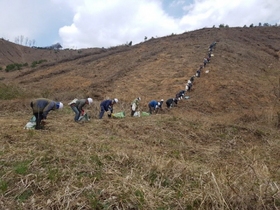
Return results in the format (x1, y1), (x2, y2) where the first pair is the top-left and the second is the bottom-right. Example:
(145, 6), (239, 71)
(0, 0), (279, 49)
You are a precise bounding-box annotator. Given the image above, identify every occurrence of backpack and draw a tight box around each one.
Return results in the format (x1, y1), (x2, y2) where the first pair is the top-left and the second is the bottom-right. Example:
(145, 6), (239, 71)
(68, 98), (78, 105)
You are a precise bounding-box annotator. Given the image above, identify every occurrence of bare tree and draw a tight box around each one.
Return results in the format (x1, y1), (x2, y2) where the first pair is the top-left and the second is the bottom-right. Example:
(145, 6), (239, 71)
(25, 37), (29, 46)
(14, 36), (19, 44)
(20, 35), (24, 45)
(32, 39), (36, 46)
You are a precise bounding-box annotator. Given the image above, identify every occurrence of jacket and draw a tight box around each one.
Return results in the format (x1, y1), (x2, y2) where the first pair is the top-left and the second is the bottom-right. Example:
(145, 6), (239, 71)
(73, 99), (87, 111)
(100, 99), (113, 111)
(131, 98), (140, 107)
(149, 100), (158, 108)
(31, 98), (57, 118)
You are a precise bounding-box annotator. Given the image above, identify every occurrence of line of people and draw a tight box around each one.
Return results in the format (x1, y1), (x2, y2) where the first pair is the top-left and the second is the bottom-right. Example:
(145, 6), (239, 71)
(29, 41), (217, 129)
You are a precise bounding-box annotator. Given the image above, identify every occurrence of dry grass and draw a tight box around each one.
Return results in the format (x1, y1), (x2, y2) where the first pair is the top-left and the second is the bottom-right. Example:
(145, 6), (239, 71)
(0, 104), (279, 209)
(0, 27), (280, 209)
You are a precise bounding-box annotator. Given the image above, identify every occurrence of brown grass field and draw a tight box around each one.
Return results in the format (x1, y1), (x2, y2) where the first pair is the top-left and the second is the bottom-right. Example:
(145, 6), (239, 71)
(0, 27), (280, 209)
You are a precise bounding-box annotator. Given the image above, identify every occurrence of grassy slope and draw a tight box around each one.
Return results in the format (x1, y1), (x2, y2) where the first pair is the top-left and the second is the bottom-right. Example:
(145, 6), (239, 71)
(0, 27), (280, 209)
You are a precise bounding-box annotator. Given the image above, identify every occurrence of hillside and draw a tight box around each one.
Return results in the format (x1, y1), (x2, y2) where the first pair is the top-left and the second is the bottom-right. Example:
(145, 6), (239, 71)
(0, 27), (280, 209)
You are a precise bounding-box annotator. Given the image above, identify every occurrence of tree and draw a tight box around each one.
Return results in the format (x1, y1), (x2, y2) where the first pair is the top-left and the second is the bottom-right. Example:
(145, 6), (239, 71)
(25, 37), (29, 46)
(249, 24), (254, 27)
(20, 35), (24, 45)
(144, 36), (147, 41)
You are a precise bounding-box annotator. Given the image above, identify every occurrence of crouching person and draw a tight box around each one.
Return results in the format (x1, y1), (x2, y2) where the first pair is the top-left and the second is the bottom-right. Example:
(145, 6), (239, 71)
(148, 99), (164, 114)
(69, 98), (93, 122)
(30, 98), (63, 130)
(99, 98), (118, 119)
(166, 98), (178, 108)
(131, 97), (141, 117)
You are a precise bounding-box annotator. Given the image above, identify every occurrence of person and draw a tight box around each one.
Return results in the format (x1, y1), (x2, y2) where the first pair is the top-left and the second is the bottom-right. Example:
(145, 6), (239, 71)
(69, 98), (93, 122)
(209, 41), (216, 51)
(131, 97), (141, 117)
(30, 98), (63, 130)
(166, 98), (178, 108)
(196, 69), (201, 77)
(99, 98), (118, 119)
(190, 75), (195, 83)
(203, 57), (208, 67)
(187, 82), (193, 91)
(148, 99), (163, 114)
(176, 90), (185, 100)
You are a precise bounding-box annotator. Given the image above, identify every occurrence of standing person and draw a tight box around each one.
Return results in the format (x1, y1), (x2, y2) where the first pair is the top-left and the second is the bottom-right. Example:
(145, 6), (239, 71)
(69, 98), (93, 122)
(148, 99), (164, 114)
(30, 98), (63, 130)
(131, 97), (141, 117)
(99, 98), (118, 119)
(166, 98), (178, 108)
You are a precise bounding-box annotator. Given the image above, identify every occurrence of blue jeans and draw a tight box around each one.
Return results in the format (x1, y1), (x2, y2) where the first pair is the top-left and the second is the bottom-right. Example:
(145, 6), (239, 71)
(71, 106), (80, 121)
(99, 106), (105, 119)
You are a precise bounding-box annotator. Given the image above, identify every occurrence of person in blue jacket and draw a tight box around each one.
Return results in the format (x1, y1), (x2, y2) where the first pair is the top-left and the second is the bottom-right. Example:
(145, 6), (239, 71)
(99, 98), (118, 119)
(30, 98), (63, 130)
(148, 99), (164, 114)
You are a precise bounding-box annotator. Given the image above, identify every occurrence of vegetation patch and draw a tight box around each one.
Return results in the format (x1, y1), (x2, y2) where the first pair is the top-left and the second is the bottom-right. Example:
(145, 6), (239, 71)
(5, 63), (28, 72)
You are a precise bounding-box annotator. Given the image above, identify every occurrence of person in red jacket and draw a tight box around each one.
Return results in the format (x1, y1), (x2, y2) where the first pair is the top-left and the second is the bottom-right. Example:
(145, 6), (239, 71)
(30, 98), (63, 129)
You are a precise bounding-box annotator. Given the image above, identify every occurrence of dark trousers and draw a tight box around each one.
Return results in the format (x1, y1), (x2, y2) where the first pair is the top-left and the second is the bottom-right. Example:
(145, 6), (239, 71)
(31, 102), (43, 130)
(166, 101), (172, 108)
(33, 112), (43, 130)
(99, 106), (105, 119)
(148, 104), (154, 114)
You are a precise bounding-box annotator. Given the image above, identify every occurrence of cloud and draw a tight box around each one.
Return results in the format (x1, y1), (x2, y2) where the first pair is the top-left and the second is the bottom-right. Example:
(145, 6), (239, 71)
(59, 0), (280, 49)
(0, 0), (279, 49)
(180, 0), (280, 29)
(59, 0), (181, 48)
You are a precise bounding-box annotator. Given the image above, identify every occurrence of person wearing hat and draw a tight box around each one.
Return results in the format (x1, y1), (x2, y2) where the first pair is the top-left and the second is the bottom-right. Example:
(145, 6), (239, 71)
(69, 98), (93, 122)
(175, 90), (185, 100)
(131, 97), (141, 117)
(166, 98), (178, 108)
(99, 98), (118, 119)
(148, 99), (164, 114)
(30, 98), (63, 130)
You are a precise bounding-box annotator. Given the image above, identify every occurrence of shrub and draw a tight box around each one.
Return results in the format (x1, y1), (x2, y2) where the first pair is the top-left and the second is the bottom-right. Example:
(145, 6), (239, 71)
(31, 59), (47, 68)
(5, 63), (28, 72)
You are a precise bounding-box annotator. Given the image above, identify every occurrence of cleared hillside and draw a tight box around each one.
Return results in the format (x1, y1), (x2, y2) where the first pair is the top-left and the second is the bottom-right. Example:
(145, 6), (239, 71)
(0, 27), (279, 209)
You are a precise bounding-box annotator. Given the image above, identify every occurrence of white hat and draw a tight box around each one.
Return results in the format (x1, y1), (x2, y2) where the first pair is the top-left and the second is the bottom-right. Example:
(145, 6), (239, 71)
(87, 98), (93, 104)
(161, 99), (164, 102)
(137, 97), (141, 101)
(56, 102), (63, 109)
(114, 98), (118, 103)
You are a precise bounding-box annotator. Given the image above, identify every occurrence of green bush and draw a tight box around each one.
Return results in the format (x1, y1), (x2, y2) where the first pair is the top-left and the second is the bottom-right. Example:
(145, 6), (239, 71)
(31, 59), (47, 68)
(5, 63), (28, 72)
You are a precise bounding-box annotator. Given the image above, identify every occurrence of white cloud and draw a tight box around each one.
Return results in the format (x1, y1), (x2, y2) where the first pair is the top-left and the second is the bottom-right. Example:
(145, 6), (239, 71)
(59, 0), (180, 48)
(0, 0), (279, 48)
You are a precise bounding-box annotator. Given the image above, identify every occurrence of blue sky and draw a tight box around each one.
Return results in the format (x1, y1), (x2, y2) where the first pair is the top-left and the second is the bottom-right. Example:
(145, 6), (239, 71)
(0, 0), (279, 49)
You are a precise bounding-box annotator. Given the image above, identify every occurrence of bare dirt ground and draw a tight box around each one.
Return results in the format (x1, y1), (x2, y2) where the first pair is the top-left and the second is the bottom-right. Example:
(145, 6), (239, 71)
(0, 27), (280, 209)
